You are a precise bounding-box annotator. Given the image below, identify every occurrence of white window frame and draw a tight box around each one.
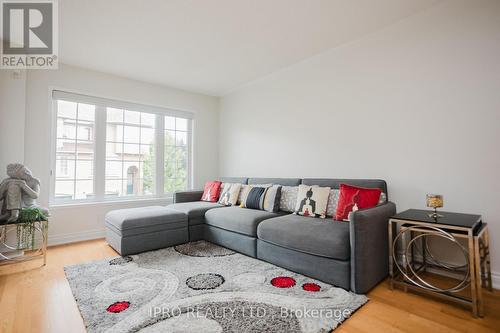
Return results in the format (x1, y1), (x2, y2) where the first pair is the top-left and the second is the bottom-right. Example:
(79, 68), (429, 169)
(49, 90), (194, 206)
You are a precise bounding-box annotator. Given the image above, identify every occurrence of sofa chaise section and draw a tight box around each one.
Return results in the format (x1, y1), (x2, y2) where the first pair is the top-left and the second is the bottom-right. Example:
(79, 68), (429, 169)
(105, 206), (188, 255)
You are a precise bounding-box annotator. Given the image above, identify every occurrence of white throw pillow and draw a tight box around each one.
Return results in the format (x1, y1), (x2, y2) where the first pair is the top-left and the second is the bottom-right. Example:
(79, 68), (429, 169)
(294, 185), (331, 218)
(217, 183), (242, 206)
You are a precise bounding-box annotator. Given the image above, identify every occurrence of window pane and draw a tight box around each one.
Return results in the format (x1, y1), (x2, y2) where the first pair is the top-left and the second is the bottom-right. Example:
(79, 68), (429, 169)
(124, 110), (141, 125)
(176, 118), (188, 131)
(107, 108), (123, 122)
(165, 130), (176, 145)
(105, 109), (157, 198)
(75, 160), (93, 179)
(140, 144), (154, 160)
(55, 180), (74, 200)
(164, 178), (175, 193)
(106, 142), (122, 160)
(105, 179), (123, 197)
(164, 163), (175, 179)
(141, 161), (154, 195)
(77, 121), (94, 141)
(107, 124), (123, 142)
(57, 118), (76, 139)
(55, 159), (75, 179)
(105, 161), (122, 179)
(165, 116), (175, 130)
(57, 101), (76, 119)
(78, 103), (95, 121)
(141, 113), (155, 127)
(175, 146), (187, 160)
(123, 143), (141, 160)
(140, 127), (155, 145)
(175, 178), (187, 191)
(123, 125), (140, 143)
(75, 145), (94, 160)
(75, 180), (93, 199)
(56, 139), (75, 154)
(176, 131), (187, 146)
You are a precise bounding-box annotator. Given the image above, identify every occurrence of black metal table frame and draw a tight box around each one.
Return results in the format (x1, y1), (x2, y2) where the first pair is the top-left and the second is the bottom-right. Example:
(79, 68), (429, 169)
(389, 217), (492, 317)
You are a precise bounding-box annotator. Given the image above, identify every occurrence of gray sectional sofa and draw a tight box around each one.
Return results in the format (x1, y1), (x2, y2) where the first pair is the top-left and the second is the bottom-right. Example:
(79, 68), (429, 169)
(167, 177), (396, 294)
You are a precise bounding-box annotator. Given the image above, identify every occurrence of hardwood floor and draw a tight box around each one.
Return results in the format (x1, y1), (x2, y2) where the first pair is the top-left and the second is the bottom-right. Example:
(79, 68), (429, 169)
(0, 239), (498, 333)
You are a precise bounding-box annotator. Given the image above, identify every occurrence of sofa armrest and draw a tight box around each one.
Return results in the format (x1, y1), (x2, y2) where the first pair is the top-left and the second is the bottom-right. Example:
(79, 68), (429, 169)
(349, 201), (397, 293)
(173, 190), (204, 203)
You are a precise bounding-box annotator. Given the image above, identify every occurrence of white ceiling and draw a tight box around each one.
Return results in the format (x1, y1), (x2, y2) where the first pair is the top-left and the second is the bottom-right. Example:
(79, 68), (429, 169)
(59, 0), (441, 96)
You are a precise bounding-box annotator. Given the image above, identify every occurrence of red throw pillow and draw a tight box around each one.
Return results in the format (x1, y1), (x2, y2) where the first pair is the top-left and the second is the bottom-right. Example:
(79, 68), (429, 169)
(335, 184), (382, 221)
(201, 181), (222, 202)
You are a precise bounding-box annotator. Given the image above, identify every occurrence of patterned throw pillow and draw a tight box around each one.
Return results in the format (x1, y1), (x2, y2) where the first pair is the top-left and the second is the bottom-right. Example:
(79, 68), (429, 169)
(201, 181), (222, 202)
(335, 184), (382, 221)
(294, 185), (331, 218)
(241, 186), (267, 210)
(263, 185), (282, 213)
(217, 183), (242, 206)
(237, 184), (249, 204)
(280, 186), (298, 212)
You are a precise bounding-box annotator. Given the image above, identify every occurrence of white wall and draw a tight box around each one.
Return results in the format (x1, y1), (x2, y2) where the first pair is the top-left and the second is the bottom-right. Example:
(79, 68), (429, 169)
(220, 0), (500, 284)
(0, 69), (26, 169)
(23, 64), (219, 244)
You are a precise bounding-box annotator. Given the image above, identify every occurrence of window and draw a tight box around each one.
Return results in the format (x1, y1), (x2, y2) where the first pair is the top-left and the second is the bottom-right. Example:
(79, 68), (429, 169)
(105, 108), (155, 197)
(51, 91), (193, 204)
(54, 101), (95, 201)
(164, 116), (189, 193)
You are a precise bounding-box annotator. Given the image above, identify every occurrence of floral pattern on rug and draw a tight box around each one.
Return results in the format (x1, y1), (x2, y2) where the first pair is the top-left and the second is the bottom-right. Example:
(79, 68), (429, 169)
(64, 241), (367, 333)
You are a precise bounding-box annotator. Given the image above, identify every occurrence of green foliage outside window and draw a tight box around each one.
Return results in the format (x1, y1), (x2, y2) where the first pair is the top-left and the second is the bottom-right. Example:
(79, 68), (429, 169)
(142, 130), (188, 194)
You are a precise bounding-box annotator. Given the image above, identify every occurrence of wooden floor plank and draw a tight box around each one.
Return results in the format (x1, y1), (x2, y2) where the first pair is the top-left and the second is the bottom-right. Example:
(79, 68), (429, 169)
(0, 238), (498, 333)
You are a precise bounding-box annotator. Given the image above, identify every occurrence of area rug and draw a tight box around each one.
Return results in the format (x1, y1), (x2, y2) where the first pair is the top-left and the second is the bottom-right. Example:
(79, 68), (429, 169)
(65, 241), (367, 333)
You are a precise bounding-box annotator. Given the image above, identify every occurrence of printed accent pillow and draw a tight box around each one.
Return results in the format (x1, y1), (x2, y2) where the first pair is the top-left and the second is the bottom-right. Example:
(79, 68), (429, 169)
(241, 186), (268, 210)
(218, 183), (242, 206)
(201, 181), (222, 202)
(335, 184), (382, 221)
(263, 185), (282, 213)
(294, 185), (331, 218)
(237, 184), (249, 204)
(280, 186), (298, 212)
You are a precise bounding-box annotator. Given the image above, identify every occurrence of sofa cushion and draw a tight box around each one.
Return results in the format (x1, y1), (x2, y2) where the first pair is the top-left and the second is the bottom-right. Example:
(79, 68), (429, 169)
(248, 178), (301, 186)
(167, 201), (223, 220)
(205, 206), (278, 237)
(257, 214), (351, 260)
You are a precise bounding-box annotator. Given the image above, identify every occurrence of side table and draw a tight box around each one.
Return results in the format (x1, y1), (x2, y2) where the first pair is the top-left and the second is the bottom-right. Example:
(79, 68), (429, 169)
(389, 209), (492, 317)
(0, 220), (48, 266)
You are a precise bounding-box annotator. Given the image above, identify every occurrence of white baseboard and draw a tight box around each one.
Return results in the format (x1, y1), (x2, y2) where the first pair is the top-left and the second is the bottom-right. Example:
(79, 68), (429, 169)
(48, 229), (106, 246)
(492, 271), (500, 290)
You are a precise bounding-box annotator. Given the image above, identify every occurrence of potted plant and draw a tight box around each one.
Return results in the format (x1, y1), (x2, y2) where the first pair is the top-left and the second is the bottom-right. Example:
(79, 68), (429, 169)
(16, 207), (48, 250)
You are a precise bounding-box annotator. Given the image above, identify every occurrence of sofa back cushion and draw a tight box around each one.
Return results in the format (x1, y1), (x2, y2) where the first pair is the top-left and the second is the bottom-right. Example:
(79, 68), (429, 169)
(248, 178), (301, 186)
(302, 178), (388, 199)
(220, 177), (248, 184)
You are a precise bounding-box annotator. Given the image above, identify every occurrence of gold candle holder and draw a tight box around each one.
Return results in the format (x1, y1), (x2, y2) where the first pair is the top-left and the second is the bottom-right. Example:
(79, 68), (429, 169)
(426, 194), (444, 219)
